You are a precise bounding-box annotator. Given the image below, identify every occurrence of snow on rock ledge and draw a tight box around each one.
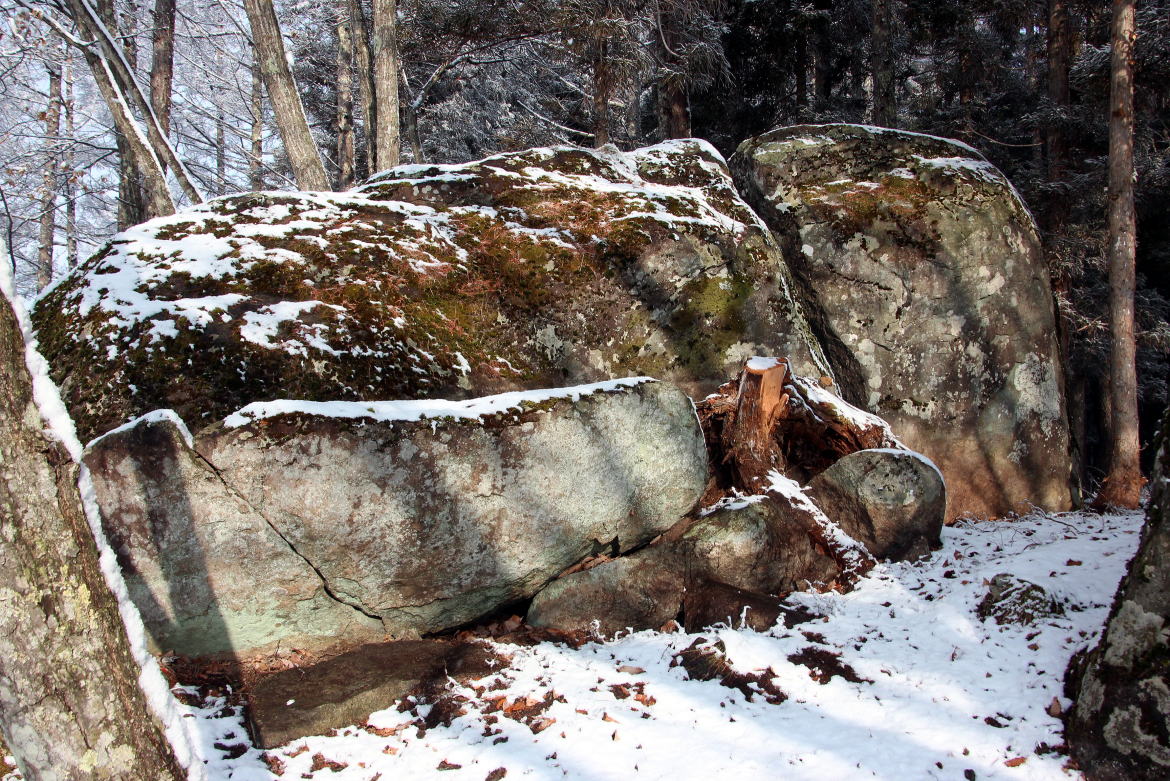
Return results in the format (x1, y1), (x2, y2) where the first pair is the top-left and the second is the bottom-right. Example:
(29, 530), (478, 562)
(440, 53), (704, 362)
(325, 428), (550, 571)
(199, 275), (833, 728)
(82, 378), (708, 660)
(732, 123), (1072, 520)
(35, 140), (827, 442)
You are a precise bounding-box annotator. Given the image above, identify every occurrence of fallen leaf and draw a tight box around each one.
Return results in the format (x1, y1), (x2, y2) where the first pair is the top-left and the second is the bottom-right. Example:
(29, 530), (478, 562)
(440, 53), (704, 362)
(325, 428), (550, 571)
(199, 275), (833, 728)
(1046, 698), (1063, 717)
(617, 665), (646, 674)
(1005, 757), (1027, 767)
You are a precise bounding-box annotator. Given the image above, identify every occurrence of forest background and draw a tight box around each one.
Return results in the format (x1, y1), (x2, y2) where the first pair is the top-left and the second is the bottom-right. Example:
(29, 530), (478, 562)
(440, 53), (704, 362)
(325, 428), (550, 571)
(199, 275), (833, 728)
(2, 0), (1168, 495)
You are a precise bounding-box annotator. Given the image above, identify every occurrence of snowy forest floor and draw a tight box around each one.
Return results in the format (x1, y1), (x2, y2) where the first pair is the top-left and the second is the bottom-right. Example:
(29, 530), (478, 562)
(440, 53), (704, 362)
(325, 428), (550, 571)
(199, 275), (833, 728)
(3, 508), (1145, 781)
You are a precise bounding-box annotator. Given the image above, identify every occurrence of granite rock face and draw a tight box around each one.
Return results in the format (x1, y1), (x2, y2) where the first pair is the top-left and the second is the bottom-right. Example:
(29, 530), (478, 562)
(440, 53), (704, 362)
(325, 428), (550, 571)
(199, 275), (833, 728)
(733, 124), (1072, 519)
(82, 380), (707, 660)
(82, 412), (384, 660)
(1066, 413), (1170, 779)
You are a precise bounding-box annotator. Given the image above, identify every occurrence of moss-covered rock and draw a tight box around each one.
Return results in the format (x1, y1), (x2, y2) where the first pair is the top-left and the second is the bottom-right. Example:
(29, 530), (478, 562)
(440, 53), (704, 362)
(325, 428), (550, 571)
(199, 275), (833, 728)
(34, 140), (827, 441)
(733, 124), (1072, 520)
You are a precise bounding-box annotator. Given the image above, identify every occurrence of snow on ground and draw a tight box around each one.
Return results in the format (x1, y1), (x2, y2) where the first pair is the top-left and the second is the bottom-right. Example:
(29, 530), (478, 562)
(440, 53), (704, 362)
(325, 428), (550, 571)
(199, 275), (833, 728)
(131, 508), (1143, 781)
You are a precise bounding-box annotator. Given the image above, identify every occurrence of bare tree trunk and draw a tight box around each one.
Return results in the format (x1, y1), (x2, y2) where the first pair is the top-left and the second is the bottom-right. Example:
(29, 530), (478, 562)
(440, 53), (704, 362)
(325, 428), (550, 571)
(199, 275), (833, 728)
(243, 0), (330, 190)
(69, 0), (174, 220)
(813, 0), (832, 112)
(592, 37), (611, 147)
(1046, 0), (1071, 176)
(67, 0), (204, 210)
(216, 91), (227, 194)
(657, 9), (690, 139)
(336, 3), (356, 189)
(347, 0), (377, 174)
(871, 0), (896, 127)
(0, 293), (185, 781)
(371, 0), (401, 170)
(1098, 0), (1141, 509)
(250, 45), (265, 190)
(64, 55), (78, 269)
(92, 0), (147, 227)
(37, 60), (63, 291)
(150, 0), (176, 143)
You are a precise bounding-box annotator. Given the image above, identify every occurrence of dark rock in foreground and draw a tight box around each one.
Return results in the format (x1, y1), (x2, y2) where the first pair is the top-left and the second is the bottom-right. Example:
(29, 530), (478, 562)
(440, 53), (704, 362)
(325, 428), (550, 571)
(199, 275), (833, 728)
(1066, 413), (1170, 779)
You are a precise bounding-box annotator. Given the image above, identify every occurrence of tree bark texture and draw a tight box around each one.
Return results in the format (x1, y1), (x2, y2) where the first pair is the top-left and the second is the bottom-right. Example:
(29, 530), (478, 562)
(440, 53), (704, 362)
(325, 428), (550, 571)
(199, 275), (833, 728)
(250, 46), (264, 191)
(657, 9), (689, 139)
(871, 0), (895, 127)
(243, 0), (331, 190)
(63, 57), (78, 269)
(592, 37), (611, 147)
(1098, 0), (1141, 509)
(813, 0), (832, 111)
(149, 0), (176, 138)
(371, 0), (402, 170)
(336, 3), (356, 189)
(1046, 0), (1071, 182)
(347, 0), (378, 174)
(37, 61), (63, 291)
(0, 295), (184, 780)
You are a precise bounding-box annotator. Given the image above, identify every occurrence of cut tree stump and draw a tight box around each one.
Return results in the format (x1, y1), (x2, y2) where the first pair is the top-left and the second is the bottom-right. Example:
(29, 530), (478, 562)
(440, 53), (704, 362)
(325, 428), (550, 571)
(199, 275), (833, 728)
(696, 357), (899, 497)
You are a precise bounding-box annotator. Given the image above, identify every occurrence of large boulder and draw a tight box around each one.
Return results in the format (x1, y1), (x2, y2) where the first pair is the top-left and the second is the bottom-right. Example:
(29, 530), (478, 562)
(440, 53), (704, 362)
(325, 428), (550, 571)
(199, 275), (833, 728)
(34, 141), (828, 442)
(1066, 415), (1170, 779)
(733, 124), (1072, 519)
(82, 411), (385, 660)
(82, 379), (708, 659)
(807, 448), (944, 561)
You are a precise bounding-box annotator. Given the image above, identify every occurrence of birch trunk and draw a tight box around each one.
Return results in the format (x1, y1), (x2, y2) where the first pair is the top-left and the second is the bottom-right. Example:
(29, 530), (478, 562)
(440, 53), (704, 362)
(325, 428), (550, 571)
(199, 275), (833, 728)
(243, 0), (330, 190)
(0, 292), (185, 781)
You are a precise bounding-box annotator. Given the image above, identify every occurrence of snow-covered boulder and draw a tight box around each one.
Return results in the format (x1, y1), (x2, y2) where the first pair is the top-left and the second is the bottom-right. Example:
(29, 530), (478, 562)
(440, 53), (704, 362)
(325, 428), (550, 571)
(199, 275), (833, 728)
(732, 124), (1072, 520)
(34, 140), (828, 442)
(83, 378), (707, 659)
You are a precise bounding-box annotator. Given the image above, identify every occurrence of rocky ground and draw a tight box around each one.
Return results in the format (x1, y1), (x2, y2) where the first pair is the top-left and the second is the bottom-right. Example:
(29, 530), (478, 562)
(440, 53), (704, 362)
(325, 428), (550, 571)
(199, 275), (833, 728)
(4, 507), (1132, 781)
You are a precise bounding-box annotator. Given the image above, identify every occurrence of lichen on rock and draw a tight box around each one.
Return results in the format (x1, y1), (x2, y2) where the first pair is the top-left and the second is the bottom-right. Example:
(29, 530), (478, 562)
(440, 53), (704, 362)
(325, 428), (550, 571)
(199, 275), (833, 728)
(732, 123), (1072, 520)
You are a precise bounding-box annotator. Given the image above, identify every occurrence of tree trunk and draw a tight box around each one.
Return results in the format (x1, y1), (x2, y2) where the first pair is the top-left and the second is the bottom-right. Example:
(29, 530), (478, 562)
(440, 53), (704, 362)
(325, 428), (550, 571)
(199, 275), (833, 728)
(70, 7), (173, 221)
(871, 0), (896, 127)
(371, 0), (402, 170)
(64, 56), (78, 269)
(657, 9), (689, 139)
(150, 0), (176, 141)
(216, 91), (227, 194)
(336, 3), (356, 189)
(1045, 0), (1072, 225)
(0, 292), (185, 780)
(813, 0), (832, 112)
(37, 61), (63, 291)
(347, 0), (377, 175)
(250, 45), (265, 191)
(1097, 0), (1141, 509)
(77, 0), (202, 206)
(592, 37), (611, 147)
(243, 0), (331, 190)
